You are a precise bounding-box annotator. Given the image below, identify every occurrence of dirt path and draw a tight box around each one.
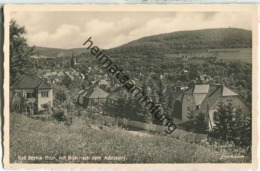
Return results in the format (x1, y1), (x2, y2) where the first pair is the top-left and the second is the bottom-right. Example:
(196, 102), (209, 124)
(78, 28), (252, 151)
(126, 130), (154, 137)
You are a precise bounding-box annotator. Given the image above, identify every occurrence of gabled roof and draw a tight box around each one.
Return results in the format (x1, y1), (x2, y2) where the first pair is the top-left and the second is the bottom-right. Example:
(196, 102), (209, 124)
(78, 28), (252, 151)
(11, 74), (51, 89)
(107, 87), (129, 100)
(183, 87), (193, 95)
(194, 85), (239, 114)
(91, 81), (97, 85)
(222, 86), (238, 96)
(194, 94), (207, 106)
(79, 85), (108, 99)
(176, 93), (183, 101)
(99, 79), (110, 85)
(194, 86), (222, 114)
(177, 84), (239, 113)
(193, 84), (209, 94)
(37, 82), (52, 89)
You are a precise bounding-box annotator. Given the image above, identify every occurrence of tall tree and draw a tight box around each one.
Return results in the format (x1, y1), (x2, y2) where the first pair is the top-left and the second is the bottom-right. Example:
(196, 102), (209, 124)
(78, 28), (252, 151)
(10, 19), (35, 83)
(193, 112), (208, 133)
(211, 102), (251, 148)
(211, 102), (234, 141)
(133, 98), (153, 123)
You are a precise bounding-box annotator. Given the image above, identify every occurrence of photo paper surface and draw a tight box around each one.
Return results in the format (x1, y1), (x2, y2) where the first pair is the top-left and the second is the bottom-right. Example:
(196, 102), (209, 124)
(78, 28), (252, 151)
(3, 4), (258, 170)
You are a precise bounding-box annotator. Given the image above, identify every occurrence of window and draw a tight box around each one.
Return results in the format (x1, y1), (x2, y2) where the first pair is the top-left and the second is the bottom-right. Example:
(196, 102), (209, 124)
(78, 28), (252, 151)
(26, 93), (35, 98)
(187, 106), (194, 112)
(227, 99), (233, 103)
(41, 91), (49, 97)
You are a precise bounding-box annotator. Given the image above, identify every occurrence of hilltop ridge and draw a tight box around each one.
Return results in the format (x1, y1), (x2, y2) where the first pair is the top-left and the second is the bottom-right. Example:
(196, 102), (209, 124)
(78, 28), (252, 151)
(34, 28), (252, 58)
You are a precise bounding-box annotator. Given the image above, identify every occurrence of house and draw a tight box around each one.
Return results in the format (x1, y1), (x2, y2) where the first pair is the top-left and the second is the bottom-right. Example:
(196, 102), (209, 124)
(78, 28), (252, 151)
(196, 74), (212, 84)
(106, 87), (130, 105)
(10, 74), (53, 111)
(42, 70), (67, 83)
(172, 86), (188, 100)
(99, 79), (110, 86)
(172, 84), (250, 130)
(90, 80), (97, 85)
(90, 79), (111, 88)
(64, 72), (74, 80)
(77, 85), (108, 108)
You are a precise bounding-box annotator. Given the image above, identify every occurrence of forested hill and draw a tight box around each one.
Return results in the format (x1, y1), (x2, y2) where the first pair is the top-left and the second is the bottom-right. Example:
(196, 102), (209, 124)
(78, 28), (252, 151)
(108, 28), (252, 54)
(34, 28), (252, 58)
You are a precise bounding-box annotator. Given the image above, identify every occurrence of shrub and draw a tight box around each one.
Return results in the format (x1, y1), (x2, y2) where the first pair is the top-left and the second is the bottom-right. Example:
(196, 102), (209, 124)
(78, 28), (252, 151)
(193, 112), (208, 133)
(52, 111), (65, 122)
(185, 111), (208, 133)
(42, 103), (49, 111)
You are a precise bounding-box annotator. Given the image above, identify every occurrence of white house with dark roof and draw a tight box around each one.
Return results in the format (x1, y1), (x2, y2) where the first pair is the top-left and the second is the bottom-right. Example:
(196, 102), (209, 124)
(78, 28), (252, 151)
(173, 84), (250, 130)
(10, 74), (53, 111)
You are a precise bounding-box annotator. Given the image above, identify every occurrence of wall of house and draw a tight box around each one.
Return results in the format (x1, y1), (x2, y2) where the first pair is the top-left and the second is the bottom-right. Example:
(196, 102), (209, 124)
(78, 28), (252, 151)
(172, 100), (182, 124)
(181, 93), (195, 122)
(208, 109), (218, 130)
(12, 89), (37, 103)
(37, 89), (53, 110)
(81, 98), (107, 108)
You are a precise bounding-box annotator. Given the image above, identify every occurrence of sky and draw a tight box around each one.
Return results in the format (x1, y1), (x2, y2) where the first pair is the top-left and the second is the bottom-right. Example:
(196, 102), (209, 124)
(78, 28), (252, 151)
(10, 11), (252, 49)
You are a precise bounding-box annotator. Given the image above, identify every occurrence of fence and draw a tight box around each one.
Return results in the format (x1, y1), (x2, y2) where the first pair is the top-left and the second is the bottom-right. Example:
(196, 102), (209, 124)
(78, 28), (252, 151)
(81, 111), (166, 133)
(117, 118), (166, 132)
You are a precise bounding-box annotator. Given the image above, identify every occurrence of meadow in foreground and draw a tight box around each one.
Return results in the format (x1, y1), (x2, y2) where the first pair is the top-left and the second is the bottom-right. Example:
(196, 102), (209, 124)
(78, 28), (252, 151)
(10, 113), (250, 163)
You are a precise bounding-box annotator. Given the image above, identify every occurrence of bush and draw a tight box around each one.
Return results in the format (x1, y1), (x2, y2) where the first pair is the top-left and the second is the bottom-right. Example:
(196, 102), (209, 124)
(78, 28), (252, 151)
(42, 103), (49, 111)
(52, 111), (65, 122)
(184, 112), (208, 133)
(193, 112), (208, 133)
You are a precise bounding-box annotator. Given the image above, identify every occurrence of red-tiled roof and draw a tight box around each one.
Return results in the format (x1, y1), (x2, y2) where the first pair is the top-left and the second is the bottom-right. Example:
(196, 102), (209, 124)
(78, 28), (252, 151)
(11, 74), (51, 89)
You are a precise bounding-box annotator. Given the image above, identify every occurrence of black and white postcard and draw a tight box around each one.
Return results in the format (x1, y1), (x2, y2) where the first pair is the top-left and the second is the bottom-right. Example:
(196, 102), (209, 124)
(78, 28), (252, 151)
(3, 4), (258, 170)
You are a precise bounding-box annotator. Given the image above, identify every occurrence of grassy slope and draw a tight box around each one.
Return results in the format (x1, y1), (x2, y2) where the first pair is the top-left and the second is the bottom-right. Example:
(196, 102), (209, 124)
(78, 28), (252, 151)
(10, 113), (250, 163)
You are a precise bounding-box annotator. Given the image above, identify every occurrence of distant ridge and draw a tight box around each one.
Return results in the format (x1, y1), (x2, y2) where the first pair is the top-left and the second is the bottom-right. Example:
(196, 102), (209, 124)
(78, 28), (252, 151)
(108, 28), (252, 54)
(34, 46), (90, 58)
(35, 28), (252, 58)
